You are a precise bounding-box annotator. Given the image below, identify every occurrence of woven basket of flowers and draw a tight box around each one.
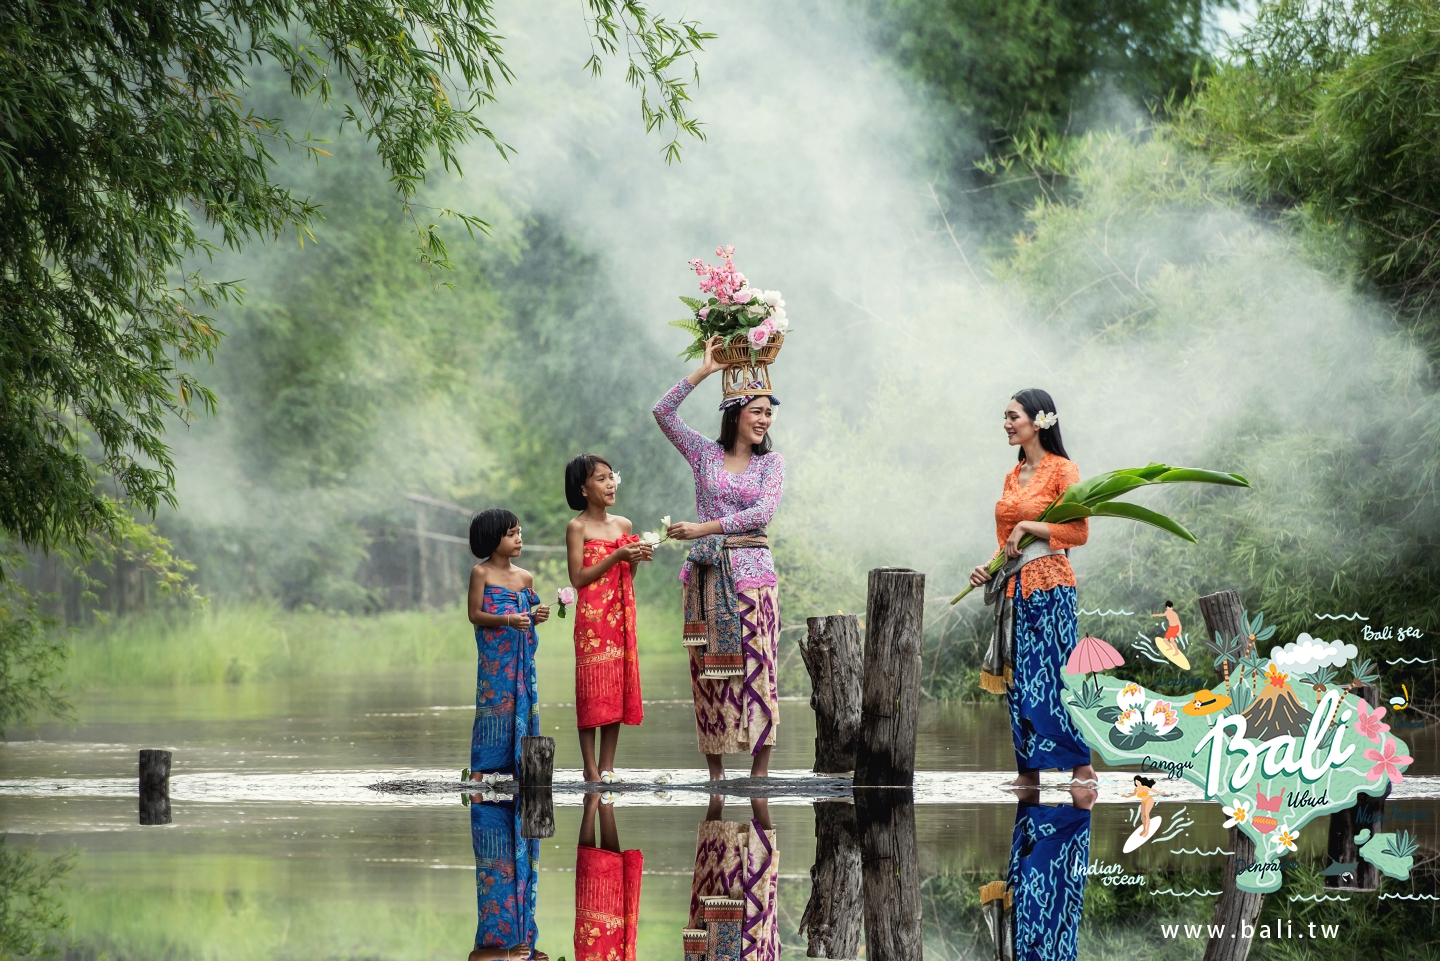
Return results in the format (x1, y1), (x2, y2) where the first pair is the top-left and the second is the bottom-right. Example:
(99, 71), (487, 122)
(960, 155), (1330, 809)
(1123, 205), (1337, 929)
(672, 245), (789, 403)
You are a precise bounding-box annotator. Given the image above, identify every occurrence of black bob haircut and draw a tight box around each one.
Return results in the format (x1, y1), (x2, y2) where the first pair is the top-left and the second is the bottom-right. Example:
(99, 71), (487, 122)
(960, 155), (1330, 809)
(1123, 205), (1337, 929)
(1011, 388), (1070, 462)
(717, 396), (775, 456)
(564, 453), (612, 512)
(469, 508), (519, 559)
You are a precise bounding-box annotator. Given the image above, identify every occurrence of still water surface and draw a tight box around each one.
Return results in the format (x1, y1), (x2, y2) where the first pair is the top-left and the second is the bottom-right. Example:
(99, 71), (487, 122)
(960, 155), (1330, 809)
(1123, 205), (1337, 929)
(3, 656), (1439, 959)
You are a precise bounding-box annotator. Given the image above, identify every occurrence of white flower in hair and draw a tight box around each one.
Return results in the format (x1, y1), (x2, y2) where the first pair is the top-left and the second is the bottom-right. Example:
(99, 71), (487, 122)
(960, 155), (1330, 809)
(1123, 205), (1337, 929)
(1034, 410), (1059, 430)
(613, 472), (622, 486)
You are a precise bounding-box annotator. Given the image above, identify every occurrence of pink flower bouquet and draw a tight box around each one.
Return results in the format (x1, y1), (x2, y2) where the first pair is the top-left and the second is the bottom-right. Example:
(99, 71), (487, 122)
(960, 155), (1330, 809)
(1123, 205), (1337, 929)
(671, 245), (789, 361)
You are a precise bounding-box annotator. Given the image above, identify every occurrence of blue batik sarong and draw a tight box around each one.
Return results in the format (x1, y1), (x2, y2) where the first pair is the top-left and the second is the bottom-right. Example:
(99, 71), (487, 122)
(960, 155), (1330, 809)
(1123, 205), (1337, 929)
(1009, 800), (1090, 961)
(472, 586), (540, 776)
(473, 799), (539, 952)
(1008, 582), (1092, 771)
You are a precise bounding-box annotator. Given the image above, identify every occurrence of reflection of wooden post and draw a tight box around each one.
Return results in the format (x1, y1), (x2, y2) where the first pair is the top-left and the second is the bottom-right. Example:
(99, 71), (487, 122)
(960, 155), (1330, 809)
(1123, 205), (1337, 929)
(1205, 828), (1263, 961)
(519, 789), (555, 839)
(139, 749), (171, 826)
(855, 790), (923, 961)
(855, 569), (925, 788)
(799, 800), (863, 958)
(1326, 683), (1385, 892)
(800, 615), (863, 775)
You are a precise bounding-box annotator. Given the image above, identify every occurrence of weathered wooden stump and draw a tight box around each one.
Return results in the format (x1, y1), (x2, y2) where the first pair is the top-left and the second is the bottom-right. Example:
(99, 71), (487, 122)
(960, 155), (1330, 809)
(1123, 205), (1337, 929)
(1205, 828), (1264, 961)
(855, 790), (923, 960)
(800, 615), (864, 775)
(854, 569), (926, 788)
(799, 800), (863, 958)
(1197, 589), (1245, 652)
(1326, 683), (1385, 892)
(138, 749), (171, 826)
(519, 735), (554, 788)
(519, 789), (555, 839)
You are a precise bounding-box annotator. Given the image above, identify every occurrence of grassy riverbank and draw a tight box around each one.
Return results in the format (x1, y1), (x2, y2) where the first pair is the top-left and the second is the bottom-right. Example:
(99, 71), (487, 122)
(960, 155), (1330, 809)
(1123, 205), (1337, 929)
(59, 599), (685, 690)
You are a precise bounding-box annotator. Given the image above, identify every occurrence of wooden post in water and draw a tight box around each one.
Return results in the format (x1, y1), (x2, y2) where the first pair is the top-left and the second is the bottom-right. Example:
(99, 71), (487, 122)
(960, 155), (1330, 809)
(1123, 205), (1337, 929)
(1205, 828), (1264, 961)
(1197, 589), (1262, 961)
(799, 800), (863, 958)
(1326, 683), (1385, 892)
(518, 735), (555, 839)
(800, 615), (863, 775)
(855, 790), (923, 961)
(138, 749), (171, 826)
(854, 569), (925, 788)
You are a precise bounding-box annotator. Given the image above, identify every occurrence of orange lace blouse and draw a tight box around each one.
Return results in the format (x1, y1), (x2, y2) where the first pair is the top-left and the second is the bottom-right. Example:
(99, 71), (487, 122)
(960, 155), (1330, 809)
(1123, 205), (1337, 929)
(995, 454), (1088, 599)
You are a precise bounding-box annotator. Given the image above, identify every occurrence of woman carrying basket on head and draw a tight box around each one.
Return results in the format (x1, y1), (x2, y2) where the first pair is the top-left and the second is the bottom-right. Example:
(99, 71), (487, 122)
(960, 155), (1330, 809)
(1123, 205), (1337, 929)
(654, 335), (784, 782)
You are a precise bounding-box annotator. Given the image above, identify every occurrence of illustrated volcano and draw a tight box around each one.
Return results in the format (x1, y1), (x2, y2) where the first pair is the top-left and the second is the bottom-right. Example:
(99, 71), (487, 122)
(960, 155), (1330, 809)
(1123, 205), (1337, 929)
(1241, 665), (1312, 739)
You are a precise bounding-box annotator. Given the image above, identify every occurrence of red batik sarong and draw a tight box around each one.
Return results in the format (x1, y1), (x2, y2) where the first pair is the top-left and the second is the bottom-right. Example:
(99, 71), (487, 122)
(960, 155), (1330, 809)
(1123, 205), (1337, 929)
(575, 845), (643, 961)
(574, 536), (644, 729)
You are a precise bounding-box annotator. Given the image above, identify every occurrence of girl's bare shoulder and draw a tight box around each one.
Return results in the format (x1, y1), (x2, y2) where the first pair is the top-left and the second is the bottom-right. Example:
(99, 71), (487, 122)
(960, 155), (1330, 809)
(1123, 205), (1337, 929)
(610, 514), (633, 533)
(514, 566), (535, 588)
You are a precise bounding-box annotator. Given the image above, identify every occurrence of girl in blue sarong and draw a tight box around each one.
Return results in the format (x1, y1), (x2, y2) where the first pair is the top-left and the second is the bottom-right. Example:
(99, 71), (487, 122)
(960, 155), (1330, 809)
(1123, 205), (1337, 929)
(469, 797), (546, 961)
(467, 508), (550, 781)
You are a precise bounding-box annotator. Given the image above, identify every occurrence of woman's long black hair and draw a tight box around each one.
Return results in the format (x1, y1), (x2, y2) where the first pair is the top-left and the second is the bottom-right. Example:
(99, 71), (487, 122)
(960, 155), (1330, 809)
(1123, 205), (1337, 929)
(717, 398), (774, 456)
(1011, 388), (1070, 462)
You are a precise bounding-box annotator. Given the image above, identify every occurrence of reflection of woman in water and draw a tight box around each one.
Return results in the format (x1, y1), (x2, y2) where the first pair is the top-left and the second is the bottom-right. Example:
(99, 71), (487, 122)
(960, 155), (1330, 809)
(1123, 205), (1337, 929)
(684, 795), (779, 960)
(469, 796), (545, 961)
(574, 793), (643, 961)
(967, 390), (1095, 789)
(1121, 775), (1165, 838)
(984, 786), (1093, 961)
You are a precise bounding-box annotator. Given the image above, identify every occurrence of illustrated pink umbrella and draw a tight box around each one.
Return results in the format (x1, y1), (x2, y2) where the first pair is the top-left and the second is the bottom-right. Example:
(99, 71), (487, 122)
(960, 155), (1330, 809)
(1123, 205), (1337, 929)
(1067, 635), (1126, 700)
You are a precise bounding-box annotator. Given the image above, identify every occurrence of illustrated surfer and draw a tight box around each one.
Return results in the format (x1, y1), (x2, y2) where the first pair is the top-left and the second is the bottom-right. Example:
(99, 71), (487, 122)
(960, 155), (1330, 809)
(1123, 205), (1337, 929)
(1150, 601), (1190, 670)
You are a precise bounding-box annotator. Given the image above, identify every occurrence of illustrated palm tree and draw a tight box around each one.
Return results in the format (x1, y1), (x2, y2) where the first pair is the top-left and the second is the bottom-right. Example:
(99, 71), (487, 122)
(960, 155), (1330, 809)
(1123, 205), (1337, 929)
(1299, 666), (1340, 706)
(1346, 658), (1380, 692)
(1233, 650), (1269, 712)
(1209, 631), (1244, 698)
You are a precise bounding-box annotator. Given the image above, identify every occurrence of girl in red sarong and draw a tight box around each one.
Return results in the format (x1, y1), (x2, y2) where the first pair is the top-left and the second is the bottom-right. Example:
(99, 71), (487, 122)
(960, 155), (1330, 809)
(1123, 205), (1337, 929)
(573, 792), (643, 961)
(565, 453), (652, 784)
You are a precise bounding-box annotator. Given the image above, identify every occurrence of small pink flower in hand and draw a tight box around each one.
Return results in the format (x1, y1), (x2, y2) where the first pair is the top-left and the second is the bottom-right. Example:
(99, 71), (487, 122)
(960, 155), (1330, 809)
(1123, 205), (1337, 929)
(1354, 700), (1390, 743)
(1363, 736), (1412, 783)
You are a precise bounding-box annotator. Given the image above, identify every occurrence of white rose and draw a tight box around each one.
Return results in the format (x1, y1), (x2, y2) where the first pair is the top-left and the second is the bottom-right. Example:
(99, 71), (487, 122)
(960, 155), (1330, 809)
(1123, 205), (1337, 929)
(769, 308), (789, 332)
(762, 289), (782, 307)
(746, 303), (766, 317)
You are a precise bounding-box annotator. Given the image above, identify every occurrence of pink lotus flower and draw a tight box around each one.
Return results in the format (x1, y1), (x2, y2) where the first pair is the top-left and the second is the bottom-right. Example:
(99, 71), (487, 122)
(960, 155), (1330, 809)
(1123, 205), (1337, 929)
(1363, 736), (1412, 784)
(747, 322), (773, 347)
(1354, 700), (1390, 744)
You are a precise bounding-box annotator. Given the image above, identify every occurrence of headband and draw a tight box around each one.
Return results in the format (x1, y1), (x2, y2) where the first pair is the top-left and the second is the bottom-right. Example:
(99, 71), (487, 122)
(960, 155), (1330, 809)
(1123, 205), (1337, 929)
(719, 381), (781, 411)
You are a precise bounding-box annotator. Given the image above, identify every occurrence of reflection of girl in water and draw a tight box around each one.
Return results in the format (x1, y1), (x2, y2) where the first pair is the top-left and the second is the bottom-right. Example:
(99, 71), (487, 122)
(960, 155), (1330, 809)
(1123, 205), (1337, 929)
(469, 797), (545, 961)
(1121, 775), (1165, 838)
(574, 793), (643, 961)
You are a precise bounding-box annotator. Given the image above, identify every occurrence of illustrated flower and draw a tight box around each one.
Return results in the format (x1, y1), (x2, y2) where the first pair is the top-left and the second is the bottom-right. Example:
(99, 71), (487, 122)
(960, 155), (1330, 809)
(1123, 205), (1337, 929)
(1114, 708), (1143, 734)
(1117, 682), (1145, 711)
(1355, 701), (1390, 744)
(747, 322), (773, 347)
(556, 586), (577, 619)
(1145, 699), (1179, 736)
(1363, 736), (1413, 784)
(1274, 825), (1300, 853)
(1222, 799), (1250, 829)
(732, 287), (755, 304)
(1034, 410), (1059, 429)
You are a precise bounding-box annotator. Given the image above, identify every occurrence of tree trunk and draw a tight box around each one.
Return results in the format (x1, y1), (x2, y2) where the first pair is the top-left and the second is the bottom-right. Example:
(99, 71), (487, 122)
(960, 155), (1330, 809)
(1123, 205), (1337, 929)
(855, 790), (923, 961)
(799, 800), (863, 958)
(1326, 682), (1385, 892)
(1204, 828), (1264, 961)
(138, 749), (171, 826)
(519, 735), (554, 788)
(800, 615), (864, 775)
(855, 569), (926, 788)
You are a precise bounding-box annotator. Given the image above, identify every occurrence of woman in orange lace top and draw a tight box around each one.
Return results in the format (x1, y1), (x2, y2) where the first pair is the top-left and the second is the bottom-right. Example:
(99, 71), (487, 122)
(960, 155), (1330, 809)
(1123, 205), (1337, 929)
(968, 389), (1096, 789)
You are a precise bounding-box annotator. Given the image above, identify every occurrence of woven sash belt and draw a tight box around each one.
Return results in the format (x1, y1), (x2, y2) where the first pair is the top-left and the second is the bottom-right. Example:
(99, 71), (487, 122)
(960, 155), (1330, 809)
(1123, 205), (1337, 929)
(980, 539), (1065, 695)
(682, 532), (769, 679)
